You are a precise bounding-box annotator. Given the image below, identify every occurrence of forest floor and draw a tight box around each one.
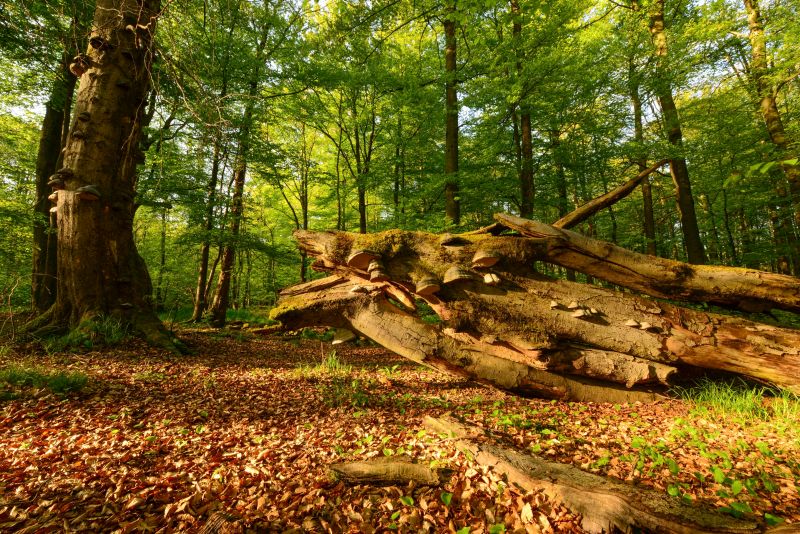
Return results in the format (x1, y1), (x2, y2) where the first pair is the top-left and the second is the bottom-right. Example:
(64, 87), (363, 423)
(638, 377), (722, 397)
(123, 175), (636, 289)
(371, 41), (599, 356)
(0, 325), (798, 533)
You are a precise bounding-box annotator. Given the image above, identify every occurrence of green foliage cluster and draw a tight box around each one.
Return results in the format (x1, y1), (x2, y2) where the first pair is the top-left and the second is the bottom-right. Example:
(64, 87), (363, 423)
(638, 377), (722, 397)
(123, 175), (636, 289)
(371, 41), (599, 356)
(0, 0), (799, 312)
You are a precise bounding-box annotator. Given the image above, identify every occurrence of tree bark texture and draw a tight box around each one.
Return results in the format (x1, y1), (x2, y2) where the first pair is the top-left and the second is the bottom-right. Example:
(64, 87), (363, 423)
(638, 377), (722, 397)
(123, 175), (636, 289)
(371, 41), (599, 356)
(272, 215), (800, 401)
(444, 1), (460, 226)
(32, 53), (78, 312)
(648, 0), (706, 265)
(36, 0), (174, 349)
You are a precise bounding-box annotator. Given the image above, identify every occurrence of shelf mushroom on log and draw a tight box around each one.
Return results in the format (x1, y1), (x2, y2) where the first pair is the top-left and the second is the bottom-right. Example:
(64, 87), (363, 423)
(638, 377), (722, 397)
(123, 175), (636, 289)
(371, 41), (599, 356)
(271, 214), (800, 402)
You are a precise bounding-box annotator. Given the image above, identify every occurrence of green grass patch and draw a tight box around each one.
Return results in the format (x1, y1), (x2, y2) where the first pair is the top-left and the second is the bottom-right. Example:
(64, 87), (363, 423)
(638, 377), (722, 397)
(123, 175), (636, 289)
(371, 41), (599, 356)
(295, 350), (352, 378)
(0, 364), (88, 395)
(674, 377), (800, 427)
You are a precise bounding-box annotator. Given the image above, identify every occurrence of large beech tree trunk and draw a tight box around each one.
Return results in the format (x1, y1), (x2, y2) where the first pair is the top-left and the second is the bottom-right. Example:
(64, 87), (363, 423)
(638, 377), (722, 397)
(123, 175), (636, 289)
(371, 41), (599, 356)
(29, 0), (175, 349)
(272, 213), (800, 402)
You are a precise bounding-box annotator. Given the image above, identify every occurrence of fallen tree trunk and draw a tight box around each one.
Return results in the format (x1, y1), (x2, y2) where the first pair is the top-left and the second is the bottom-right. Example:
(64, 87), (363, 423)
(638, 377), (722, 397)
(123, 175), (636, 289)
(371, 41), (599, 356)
(271, 215), (800, 400)
(423, 415), (760, 534)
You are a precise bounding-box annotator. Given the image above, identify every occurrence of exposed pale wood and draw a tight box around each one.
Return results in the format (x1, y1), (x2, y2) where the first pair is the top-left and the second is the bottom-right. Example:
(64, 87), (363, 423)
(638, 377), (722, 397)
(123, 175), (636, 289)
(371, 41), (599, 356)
(423, 415), (760, 534)
(553, 160), (668, 230)
(329, 456), (451, 486)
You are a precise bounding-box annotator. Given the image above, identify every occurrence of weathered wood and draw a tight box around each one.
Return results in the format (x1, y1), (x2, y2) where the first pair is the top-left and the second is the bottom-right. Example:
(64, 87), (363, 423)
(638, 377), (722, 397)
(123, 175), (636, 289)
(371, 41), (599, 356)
(329, 456), (451, 486)
(273, 278), (672, 402)
(498, 213), (800, 314)
(281, 223), (800, 394)
(423, 415), (760, 534)
(553, 160), (668, 230)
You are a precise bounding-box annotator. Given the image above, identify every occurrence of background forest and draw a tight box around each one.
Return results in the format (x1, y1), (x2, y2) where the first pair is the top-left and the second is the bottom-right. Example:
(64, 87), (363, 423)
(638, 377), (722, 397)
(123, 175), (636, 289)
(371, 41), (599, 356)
(1, 0), (798, 318)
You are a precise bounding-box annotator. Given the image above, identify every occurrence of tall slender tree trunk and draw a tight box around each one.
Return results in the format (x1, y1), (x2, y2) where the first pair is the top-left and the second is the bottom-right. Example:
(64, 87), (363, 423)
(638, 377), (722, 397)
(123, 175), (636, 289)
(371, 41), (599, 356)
(444, 0), (460, 225)
(190, 139), (224, 321)
(393, 116), (405, 224)
(30, 0), (174, 349)
(648, 0), (706, 264)
(629, 69), (657, 256)
(32, 52), (78, 312)
(721, 188), (738, 265)
(511, 0), (534, 218)
(209, 141), (248, 327)
(209, 27), (270, 326)
(550, 130), (575, 281)
(743, 0), (800, 273)
(154, 206), (167, 311)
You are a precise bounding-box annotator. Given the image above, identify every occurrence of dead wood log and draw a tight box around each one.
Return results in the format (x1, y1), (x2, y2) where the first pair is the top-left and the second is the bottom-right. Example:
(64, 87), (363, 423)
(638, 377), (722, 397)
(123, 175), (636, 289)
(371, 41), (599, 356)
(498, 213), (800, 314)
(553, 160), (668, 230)
(423, 415), (760, 534)
(328, 456), (451, 486)
(272, 218), (800, 398)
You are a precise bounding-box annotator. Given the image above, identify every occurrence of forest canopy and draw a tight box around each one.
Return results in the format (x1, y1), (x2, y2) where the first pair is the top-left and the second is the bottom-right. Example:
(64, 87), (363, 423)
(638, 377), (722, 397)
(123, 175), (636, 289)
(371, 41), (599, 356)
(0, 0), (798, 317)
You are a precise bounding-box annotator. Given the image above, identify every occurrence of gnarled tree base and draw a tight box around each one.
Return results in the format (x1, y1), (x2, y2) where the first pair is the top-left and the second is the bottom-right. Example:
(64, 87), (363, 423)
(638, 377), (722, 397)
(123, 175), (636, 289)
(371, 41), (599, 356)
(24, 305), (183, 354)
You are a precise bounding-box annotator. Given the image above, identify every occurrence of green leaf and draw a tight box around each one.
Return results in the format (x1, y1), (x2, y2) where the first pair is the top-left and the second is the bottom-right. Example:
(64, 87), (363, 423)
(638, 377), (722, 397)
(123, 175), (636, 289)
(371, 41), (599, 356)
(782, 158), (798, 166)
(456, 528), (470, 534)
(488, 525), (506, 534)
(764, 513), (785, 526)
(711, 466), (725, 484)
(399, 495), (414, 506)
(440, 491), (453, 506)
(391, 511), (400, 520)
(731, 480), (743, 496)
(667, 484), (680, 497)
(729, 501), (753, 515)
(666, 458), (680, 475)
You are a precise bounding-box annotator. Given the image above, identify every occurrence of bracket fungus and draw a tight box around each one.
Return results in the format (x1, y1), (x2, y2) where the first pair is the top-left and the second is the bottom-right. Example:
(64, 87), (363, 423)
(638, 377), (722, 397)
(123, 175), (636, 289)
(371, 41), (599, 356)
(471, 249), (500, 268)
(47, 177), (66, 190)
(346, 250), (380, 271)
(415, 276), (441, 296)
(76, 185), (101, 201)
(443, 266), (475, 285)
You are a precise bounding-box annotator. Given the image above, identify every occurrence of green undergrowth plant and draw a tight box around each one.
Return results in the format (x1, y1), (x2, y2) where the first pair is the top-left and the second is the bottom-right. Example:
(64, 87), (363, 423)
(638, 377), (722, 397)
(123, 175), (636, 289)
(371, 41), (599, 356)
(0, 364), (88, 396)
(317, 376), (370, 408)
(42, 314), (129, 352)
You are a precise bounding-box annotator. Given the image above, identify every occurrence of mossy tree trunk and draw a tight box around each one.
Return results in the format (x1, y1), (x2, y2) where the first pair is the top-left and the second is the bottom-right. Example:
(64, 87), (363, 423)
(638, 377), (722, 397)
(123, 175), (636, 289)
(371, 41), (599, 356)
(32, 0), (176, 350)
(272, 214), (800, 401)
